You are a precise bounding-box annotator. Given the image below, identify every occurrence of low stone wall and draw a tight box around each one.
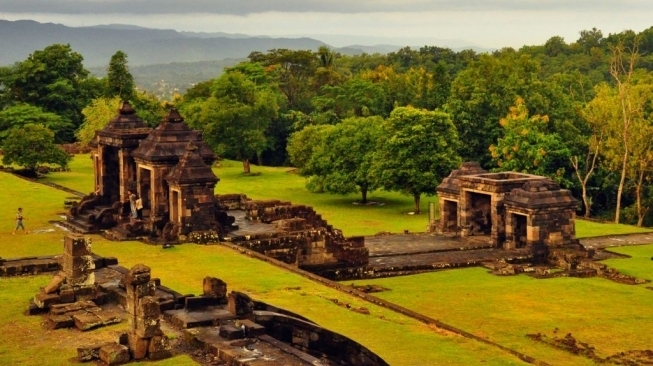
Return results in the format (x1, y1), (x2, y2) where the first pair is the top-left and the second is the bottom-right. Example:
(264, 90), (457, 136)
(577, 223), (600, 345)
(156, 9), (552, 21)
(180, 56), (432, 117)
(253, 310), (389, 366)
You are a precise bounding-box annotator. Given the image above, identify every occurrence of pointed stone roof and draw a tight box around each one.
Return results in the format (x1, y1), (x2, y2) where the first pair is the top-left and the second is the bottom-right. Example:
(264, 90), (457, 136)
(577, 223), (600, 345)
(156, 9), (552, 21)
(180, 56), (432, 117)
(166, 140), (219, 185)
(132, 108), (216, 165)
(96, 101), (152, 147)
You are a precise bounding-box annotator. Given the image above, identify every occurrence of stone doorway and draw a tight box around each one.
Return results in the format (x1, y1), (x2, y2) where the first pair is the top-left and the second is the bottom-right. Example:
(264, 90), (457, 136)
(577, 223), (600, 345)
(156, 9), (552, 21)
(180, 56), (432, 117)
(468, 192), (492, 236)
(170, 190), (180, 224)
(138, 168), (152, 218)
(101, 146), (120, 203)
(512, 213), (528, 248)
(442, 200), (458, 232)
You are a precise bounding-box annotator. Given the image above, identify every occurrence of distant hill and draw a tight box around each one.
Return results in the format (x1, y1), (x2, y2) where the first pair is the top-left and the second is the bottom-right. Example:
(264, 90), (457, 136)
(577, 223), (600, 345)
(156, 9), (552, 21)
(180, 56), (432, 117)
(0, 20), (337, 68)
(89, 58), (245, 98)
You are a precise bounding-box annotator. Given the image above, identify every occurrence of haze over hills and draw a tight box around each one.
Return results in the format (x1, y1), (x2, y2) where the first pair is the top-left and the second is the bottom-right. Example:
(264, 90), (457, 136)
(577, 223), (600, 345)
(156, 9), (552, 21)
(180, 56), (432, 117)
(0, 19), (488, 68)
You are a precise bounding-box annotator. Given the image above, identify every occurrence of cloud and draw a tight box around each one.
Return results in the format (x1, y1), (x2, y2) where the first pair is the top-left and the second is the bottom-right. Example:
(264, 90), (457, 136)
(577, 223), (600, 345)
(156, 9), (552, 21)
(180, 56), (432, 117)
(0, 0), (650, 15)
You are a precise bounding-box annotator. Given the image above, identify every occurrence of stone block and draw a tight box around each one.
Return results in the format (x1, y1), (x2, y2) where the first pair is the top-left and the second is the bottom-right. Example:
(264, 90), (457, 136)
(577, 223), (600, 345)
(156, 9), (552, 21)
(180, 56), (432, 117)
(123, 264), (151, 286)
(202, 277), (227, 299)
(67, 271), (95, 287)
(184, 296), (221, 310)
(59, 286), (75, 303)
(99, 343), (130, 365)
(239, 319), (266, 337)
(62, 254), (95, 280)
(43, 271), (65, 294)
(103, 257), (119, 266)
(97, 310), (122, 326)
(219, 324), (244, 340)
(74, 284), (98, 301)
(64, 235), (92, 256)
(127, 332), (150, 360)
(227, 291), (253, 316)
(73, 312), (104, 331)
(47, 314), (74, 329)
(148, 336), (172, 360)
(133, 316), (163, 338)
(138, 296), (161, 319)
(34, 293), (60, 309)
(77, 342), (113, 362)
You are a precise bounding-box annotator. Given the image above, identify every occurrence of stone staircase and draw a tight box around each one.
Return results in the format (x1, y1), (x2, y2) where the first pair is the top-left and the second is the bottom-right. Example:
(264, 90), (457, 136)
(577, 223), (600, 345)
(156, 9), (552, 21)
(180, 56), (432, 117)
(60, 205), (117, 234)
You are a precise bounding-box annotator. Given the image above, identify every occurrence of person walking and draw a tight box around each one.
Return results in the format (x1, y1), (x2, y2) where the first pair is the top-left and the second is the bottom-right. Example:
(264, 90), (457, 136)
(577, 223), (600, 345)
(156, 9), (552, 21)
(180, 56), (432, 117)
(12, 207), (28, 235)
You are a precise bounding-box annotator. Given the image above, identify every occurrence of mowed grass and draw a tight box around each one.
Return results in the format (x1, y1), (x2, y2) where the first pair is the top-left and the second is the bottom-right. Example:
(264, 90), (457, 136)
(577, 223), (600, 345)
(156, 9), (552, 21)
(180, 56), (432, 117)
(602, 244), (653, 279)
(0, 172), (526, 366)
(351, 267), (653, 366)
(575, 219), (653, 238)
(13, 155), (653, 365)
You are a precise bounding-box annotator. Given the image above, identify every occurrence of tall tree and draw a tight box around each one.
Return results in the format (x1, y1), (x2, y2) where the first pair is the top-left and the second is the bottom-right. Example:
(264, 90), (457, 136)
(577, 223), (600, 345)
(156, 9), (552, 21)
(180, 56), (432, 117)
(183, 71), (280, 173)
(301, 117), (383, 203)
(605, 40), (641, 223)
(77, 96), (121, 146)
(373, 107), (461, 213)
(490, 98), (570, 179)
(0, 44), (92, 141)
(0, 103), (71, 144)
(106, 51), (135, 101)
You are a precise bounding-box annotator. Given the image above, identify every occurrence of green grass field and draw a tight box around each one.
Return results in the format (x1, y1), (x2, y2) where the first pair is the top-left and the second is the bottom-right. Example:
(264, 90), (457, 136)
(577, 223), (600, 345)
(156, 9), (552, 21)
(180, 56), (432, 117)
(1, 156), (652, 365)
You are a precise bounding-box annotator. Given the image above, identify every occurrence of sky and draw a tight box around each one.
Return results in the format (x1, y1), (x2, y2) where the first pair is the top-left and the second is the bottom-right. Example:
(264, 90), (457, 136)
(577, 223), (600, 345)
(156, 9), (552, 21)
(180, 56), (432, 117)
(1, 0), (651, 48)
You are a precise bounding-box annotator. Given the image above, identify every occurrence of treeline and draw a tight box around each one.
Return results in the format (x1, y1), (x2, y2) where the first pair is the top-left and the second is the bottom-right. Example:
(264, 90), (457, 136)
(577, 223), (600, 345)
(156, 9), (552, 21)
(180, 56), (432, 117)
(2, 26), (653, 225)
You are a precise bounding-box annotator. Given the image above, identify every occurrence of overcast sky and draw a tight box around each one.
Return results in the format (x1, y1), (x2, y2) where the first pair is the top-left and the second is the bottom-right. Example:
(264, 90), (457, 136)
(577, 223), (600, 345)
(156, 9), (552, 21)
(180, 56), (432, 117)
(1, 0), (651, 48)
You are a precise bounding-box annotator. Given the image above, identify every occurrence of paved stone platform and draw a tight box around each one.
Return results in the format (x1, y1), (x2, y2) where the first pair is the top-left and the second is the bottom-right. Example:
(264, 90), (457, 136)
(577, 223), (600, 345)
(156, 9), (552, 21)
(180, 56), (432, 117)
(363, 233), (531, 271)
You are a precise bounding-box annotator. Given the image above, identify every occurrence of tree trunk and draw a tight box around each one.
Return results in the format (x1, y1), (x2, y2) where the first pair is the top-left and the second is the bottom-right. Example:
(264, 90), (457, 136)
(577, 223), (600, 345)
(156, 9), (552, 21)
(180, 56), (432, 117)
(635, 168), (647, 227)
(242, 159), (251, 174)
(413, 193), (421, 214)
(257, 153), (263, 166)
(361, 187), (368, 204)
(615, 149), (628, 223)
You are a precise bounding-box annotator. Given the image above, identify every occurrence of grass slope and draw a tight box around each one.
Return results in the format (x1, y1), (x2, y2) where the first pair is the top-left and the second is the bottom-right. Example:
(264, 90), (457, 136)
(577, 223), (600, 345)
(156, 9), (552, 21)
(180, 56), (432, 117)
(0, 171), (525, 365)
(4, 156), (650, 365)
(353, 267), (653, 365)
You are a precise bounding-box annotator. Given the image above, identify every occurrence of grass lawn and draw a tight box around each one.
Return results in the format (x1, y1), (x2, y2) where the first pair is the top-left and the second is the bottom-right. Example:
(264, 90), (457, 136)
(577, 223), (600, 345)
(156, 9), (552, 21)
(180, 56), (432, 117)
(9, 156), (652, 365)
(602, 244), (653, 279)
(351, 267), (653, 366)
(0, 171), (526, 365)
(575, 219), (653, 238)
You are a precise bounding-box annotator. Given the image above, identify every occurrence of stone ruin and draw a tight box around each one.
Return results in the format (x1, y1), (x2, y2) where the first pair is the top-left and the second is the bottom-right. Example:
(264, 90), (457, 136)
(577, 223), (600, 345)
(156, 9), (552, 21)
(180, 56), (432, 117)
(60, 102), (368, 271)
(434, 162), (579, 261)
(217, 195), (369, 271)
(63, 102), (236, 243)
(22, 233), (386, 365)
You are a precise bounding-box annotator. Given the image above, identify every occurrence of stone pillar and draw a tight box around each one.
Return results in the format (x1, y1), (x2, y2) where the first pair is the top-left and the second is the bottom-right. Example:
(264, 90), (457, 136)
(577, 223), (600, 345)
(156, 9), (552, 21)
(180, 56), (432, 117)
(62, 234), (95, 286)
(123, 264), (171, 361)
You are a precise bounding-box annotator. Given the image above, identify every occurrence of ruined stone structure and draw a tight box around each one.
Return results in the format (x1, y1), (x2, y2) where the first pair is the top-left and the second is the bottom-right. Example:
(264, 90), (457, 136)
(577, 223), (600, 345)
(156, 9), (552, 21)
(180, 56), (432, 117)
(218, 195), (369, 270)
(436, 162), (579, 254)
(65, 102), (233, 241)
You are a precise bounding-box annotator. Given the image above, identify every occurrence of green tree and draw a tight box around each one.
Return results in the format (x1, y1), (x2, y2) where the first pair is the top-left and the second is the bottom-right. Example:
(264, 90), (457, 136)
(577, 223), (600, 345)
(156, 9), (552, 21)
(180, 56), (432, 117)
(489, 98), (570, 179)
(373, 107), (461, 213)
(249, 49), (317, 111)
(302, 117), (383, 203)
(77, 96), (121, 146)
(287, 124), (333, 171)
(183, 71), (280, 173)
(0, 44), (93, 141)
(2, 124), (70, 171)
(0, 103), (71, 144)
(106, 50), (135, 101)
(445, 52), (547, 166)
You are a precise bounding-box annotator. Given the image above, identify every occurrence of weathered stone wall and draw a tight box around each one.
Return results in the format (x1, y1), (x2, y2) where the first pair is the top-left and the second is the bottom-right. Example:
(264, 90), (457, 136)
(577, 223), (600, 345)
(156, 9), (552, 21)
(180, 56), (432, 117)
(253, 311), (389, 366)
